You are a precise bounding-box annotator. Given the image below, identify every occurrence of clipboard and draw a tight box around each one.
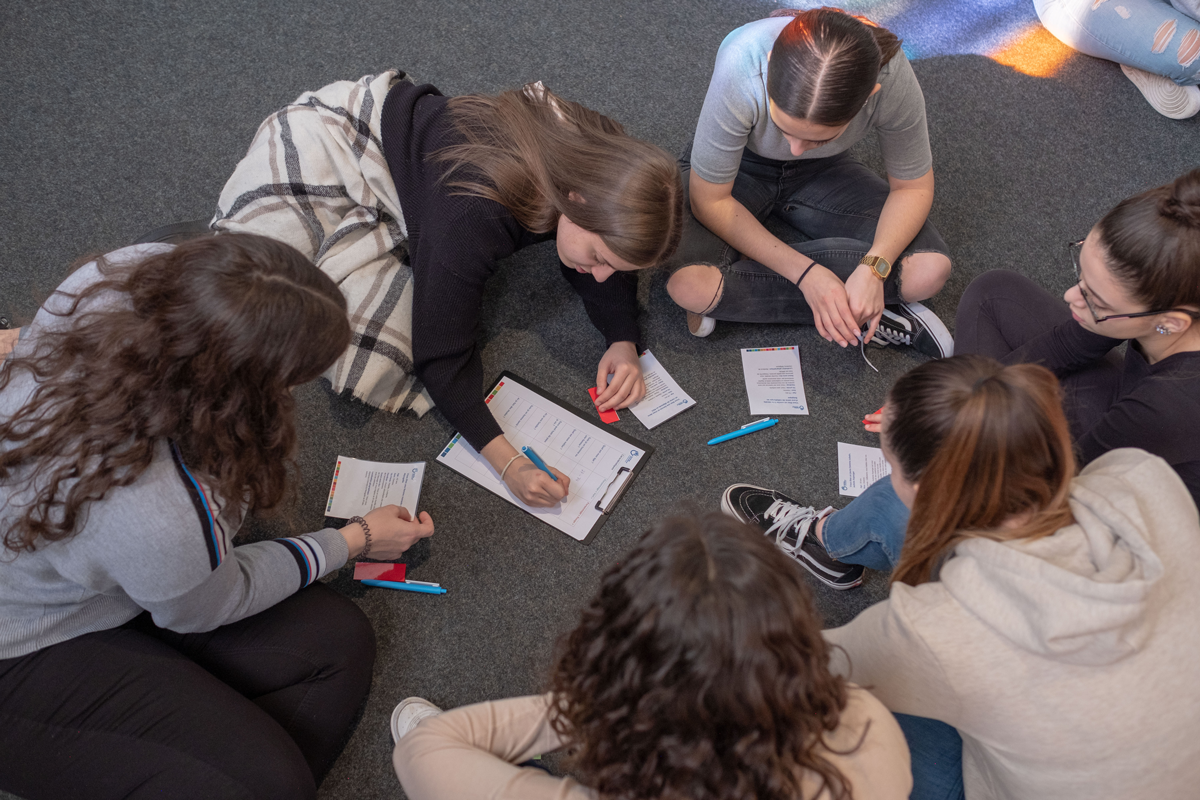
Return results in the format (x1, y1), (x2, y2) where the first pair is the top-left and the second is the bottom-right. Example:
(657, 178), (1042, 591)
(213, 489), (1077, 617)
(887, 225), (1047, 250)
(435, 372), (653, 544)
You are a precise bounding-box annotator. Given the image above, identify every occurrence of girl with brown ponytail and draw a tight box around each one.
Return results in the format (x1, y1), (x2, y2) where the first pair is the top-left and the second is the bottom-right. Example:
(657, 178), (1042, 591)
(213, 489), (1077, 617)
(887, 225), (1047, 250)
(824, 354), (1200, 800)
(666, 7), (954, 358)
(955, 167), (1200, 506)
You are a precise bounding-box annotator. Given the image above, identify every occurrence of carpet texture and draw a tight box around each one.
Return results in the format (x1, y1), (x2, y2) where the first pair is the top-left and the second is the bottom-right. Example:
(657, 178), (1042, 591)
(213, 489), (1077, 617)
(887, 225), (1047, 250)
(2, 1), (1197, 797)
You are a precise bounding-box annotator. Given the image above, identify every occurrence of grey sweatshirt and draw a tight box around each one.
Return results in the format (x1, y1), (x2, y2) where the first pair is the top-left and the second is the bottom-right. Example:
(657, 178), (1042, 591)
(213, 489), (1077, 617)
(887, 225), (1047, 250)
(824, 448), (1200, 799)
(0, 245), (347, 659)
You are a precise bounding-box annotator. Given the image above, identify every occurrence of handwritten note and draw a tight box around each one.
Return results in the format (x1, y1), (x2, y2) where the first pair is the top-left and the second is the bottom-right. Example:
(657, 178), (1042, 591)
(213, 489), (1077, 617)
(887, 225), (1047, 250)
(740, 346), (809, 416)
(837, 443), (892, 497)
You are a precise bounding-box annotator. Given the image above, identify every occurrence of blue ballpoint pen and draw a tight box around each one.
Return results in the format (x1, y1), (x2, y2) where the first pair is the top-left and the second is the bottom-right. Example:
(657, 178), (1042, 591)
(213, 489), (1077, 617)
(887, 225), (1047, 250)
(520, 445), (558, 481)
(707, 418), (779, 445)
(361, 579), (447, 595)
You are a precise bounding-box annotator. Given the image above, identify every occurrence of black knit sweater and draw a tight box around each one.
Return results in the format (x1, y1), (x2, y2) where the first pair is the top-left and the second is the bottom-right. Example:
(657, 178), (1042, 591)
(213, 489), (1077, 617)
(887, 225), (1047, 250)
(380, 80), (640, 451)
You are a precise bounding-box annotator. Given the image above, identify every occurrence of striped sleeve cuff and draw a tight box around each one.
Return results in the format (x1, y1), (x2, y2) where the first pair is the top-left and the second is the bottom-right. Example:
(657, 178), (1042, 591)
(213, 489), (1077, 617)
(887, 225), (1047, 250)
(274, 528), (349, 590)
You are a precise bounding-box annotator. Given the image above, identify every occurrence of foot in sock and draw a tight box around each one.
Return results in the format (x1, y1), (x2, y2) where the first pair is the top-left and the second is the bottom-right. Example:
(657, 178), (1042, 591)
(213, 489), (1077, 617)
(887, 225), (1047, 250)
(721, 484), (864, 590)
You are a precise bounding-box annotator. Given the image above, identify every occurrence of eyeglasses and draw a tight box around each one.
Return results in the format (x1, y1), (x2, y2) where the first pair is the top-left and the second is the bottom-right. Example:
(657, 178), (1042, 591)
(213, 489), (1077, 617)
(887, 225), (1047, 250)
(1068, 240), (1200, 324)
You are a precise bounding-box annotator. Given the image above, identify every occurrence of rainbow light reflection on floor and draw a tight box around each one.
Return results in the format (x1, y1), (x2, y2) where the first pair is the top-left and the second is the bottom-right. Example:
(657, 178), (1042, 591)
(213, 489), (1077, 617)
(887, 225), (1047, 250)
(776, 0), (1077, 77)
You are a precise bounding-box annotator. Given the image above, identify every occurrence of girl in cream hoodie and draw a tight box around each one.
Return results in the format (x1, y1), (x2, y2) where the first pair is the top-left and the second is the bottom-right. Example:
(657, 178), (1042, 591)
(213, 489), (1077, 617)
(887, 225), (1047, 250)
(824, 354), (1200, 799)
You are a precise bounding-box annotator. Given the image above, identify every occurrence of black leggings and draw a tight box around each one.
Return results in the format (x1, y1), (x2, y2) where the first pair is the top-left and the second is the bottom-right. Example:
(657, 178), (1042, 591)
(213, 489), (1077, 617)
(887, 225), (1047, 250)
(954, 270), (1123, 440)
(0, 583), (376, 800)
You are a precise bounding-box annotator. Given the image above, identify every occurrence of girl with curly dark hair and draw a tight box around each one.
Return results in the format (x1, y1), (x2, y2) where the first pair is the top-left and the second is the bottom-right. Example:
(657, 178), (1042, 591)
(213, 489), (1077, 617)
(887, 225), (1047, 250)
(0, 234), (434, 798)
(391, 512), (911, 800)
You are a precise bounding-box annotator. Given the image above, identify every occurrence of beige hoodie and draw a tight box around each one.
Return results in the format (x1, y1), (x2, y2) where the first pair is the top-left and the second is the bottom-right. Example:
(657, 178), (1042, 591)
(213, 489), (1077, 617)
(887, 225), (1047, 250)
(824, 448), (1200, 800)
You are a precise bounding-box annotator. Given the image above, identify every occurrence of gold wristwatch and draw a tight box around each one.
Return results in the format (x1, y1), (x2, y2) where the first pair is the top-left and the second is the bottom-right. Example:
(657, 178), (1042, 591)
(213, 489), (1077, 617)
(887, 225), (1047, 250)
(860, 254), (892, 281)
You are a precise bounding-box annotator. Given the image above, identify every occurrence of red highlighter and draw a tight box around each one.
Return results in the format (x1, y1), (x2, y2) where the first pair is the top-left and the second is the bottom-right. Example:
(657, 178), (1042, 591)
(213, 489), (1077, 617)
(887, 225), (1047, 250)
(588, 387), (620, 424)
(862, 406), (884, 427)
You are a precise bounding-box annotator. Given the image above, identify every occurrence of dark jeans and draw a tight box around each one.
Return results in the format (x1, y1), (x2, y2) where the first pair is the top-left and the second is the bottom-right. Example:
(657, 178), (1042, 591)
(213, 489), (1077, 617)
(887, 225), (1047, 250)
(823, 270), (1122, 572)
(0, 583), (376, 800)
(955, 270), (1124, 441)
(673, 145), (950, 324)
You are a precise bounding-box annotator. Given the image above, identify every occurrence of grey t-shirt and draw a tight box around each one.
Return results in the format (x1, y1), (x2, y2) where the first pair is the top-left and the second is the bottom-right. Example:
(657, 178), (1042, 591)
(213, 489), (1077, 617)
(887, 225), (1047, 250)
(690, 17), (933, 185)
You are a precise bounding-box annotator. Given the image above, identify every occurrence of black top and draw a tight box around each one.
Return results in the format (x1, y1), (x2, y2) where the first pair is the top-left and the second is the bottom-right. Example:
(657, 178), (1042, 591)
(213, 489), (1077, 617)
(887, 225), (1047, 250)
(379, 80), (640, 450)
(1005, 321), (1200, 506)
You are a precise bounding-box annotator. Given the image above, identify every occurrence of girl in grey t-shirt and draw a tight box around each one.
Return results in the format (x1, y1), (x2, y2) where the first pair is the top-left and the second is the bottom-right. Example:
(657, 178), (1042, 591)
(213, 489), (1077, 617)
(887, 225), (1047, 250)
(668, 8), (954, 359)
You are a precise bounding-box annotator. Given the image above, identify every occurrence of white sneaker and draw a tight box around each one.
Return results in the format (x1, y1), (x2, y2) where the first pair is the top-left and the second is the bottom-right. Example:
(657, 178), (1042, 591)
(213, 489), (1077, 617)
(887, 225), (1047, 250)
(1120, 64), (1200, 119)
(390, 697), (443, 744)
(687, 311), (715, 337)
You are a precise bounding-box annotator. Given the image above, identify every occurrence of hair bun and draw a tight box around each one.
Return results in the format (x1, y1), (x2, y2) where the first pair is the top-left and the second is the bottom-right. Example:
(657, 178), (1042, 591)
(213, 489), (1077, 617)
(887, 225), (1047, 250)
(1161, 168), (1200, 227)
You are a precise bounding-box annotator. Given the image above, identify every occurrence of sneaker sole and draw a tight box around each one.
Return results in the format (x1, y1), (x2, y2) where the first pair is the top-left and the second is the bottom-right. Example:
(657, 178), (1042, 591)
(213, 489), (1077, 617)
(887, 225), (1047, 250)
(903, 301), (955, 358)
(722, 485), (863, 590)
(391, 697), (439, 744)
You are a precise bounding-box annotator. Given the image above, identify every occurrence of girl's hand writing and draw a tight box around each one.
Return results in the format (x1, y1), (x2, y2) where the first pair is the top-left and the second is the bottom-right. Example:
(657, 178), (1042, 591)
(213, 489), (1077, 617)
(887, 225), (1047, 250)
(862, 405), (885, 434)
(505, 458), (570, 507)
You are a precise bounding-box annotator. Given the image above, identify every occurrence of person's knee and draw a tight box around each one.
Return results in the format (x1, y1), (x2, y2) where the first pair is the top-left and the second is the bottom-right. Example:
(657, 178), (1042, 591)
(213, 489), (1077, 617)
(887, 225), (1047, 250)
(666, 265), (723, 313)
(899, 252), (952, 301)
(960, 269), (1027, 309)
(293, 585), (377, 683)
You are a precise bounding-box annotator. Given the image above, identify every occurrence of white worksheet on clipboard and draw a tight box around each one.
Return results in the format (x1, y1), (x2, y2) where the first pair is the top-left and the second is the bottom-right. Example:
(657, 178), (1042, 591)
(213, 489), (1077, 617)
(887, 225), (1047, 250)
(436, 373), (653, 544)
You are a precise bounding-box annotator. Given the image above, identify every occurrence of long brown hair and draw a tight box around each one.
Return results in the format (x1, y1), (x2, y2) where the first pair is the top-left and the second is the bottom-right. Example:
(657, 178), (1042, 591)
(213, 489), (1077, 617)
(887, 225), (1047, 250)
(548, 512), (860, 800)
(0, 234), (351, 554)
(1097, 167), (1200, 314)
(888, 356), (1076, 586)
(768, 7), (903, 126)
(436, 83), (684, 268)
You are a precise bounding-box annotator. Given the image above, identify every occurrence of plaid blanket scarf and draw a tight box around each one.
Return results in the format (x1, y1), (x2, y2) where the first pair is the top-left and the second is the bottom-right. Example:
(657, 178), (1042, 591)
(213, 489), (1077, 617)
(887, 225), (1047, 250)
(211, 70), (433, 416)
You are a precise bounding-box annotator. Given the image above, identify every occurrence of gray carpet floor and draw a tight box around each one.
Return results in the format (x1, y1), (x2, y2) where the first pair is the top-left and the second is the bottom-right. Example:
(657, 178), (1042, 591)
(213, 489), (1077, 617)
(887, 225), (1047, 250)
(2, 1), (1197, 798)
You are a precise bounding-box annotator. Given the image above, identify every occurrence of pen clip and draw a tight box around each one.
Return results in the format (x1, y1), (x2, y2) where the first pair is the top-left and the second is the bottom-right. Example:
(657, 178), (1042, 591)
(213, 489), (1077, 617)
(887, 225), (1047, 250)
(740, 418), (772, 429)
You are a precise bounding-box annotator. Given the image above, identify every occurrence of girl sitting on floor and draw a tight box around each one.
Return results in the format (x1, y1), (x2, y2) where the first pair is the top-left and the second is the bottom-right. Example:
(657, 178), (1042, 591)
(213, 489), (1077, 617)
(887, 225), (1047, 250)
(214, 72), (683, 509)
(666, 7), (953, 357)
(0, 235), (434, 799)
(721, 167), (1200, 589)
(391, 512), (912, 800)
(824, 355), (1200, 799)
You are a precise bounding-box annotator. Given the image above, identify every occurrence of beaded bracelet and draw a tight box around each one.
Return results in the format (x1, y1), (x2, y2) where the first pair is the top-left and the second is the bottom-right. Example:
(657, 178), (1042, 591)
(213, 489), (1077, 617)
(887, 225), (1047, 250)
(498, 453), (522, 481)
(349, 515), (372, 560)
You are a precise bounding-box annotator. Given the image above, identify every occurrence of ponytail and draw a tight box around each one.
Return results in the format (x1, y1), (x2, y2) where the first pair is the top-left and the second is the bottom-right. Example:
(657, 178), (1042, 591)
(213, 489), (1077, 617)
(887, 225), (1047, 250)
(886, 356), (1076, 587)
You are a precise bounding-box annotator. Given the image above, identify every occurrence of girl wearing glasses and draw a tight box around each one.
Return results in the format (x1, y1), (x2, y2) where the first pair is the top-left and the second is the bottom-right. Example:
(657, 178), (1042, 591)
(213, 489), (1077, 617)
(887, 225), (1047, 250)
(717, 168), (1200, 593)
(954, 167), (1200, 506)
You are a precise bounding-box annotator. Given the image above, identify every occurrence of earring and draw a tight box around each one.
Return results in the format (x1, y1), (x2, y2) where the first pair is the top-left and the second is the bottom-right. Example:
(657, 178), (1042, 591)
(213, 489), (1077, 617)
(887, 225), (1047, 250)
(1156, 324), (1170, 335)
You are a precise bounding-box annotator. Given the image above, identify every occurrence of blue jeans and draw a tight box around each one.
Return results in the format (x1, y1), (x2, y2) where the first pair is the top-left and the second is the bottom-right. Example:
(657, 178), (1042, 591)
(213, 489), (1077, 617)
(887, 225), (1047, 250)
(1036, 0), (1200, 84)
(894, 713), (967, 800)
(821, 476), (910, 571)
(673, 146), (949, 324)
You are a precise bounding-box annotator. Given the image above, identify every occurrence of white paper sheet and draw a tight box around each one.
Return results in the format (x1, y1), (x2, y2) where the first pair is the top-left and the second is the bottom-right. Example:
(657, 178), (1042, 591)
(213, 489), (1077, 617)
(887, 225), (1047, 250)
(437, 378), (649, 541)
(628, 350), (695, 429)
(837, 442), (892, 497)
(740, 346), (809, 415)
(326, 457), (425, 518)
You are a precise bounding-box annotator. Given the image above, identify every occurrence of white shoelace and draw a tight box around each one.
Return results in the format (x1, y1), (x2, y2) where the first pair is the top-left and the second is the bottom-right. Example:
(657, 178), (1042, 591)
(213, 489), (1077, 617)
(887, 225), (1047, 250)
(762, 499), (819, 552)
(873, 326), (912, 346)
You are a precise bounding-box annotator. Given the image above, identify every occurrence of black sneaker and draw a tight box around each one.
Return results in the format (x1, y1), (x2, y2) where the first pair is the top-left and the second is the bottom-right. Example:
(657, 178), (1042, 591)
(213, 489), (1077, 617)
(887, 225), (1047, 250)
(872, 302), (954, 358)
(721, 484), (864, 590)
